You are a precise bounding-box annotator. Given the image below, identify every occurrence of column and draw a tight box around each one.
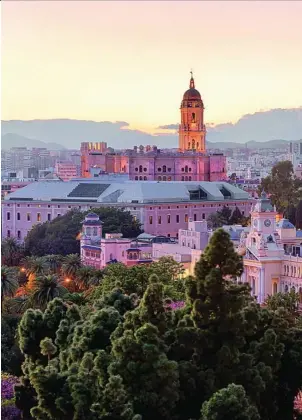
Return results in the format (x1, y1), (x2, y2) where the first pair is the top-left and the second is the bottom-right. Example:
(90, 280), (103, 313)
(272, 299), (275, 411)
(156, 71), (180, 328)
(260, 267), (265, 303)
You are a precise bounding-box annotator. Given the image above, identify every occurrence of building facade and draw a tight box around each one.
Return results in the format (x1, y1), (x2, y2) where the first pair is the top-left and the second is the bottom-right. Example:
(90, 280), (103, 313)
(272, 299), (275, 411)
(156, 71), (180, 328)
(238, 194), (302, 303)
(54, 161), (77, 181)
(2, 179), (253, 241)
(79, 73), (226, 181)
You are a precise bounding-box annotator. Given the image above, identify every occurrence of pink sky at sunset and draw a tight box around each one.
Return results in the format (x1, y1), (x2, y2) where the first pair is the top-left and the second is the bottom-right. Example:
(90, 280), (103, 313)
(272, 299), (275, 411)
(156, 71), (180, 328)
(2, 1), (302, 133)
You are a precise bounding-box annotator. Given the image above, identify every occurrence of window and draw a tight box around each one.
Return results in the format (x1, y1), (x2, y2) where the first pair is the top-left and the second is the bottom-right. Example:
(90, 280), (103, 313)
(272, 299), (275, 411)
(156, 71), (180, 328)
(193, 244), (196, 249)
(167, 215), (171, 224)
(181, 176), (184, 181)
(163, 165), (167, 173)
(185, 165), (188, 173)
(48, 205), (51, 208)
(189, 167), (192, 172)
(194, 214), (197, 221)
(27, 213), (31, 221)
(17, 230), (21, 240)
(37, 213), (41, 222)
(158, 167), (162, 172)
(149, 216), (153, 224)
(135, 176), (138, 180)
(168, 168), (171, 172)
(7, 212), (10, 221)
(189, 176), (192, 181)
(158, 176), (162, 181)
(144, 176), (147, 180)
(202, 213), (205, 219)
(17, 212), (21, 221)
(158, 216), (162, 224)
(135, 167), (138, 172)
(144, 167), (147, 172)
(58, 205), (60, 208)
(176, 215), (180, 223)
(93, 227), (98, 236)
(139, 176), (143, 180)
(57, 213), (61, 218)
(139, 165), (143, 173)
(168, 177), (171, 181)
(7, 230), (10, 238)
(197, 142), (199, 149)
(47, 214), (51, 221)
(192, 113), (195, 122)
(122, 251), (124, 257)
(185, 214), (188, 223)
(181, 167), (184, 172)
(163, 176), (166, 181)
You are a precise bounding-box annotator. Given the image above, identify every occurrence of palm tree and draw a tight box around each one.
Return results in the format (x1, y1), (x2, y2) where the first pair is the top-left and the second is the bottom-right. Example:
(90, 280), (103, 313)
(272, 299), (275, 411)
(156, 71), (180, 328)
(61, 254), (82, 279)
(75, 266), (102, 291)
(44, 254), (63, 274)
(31, 274), (68, 310)
(22, 256), (48, 288)
(1, 237), (24, 266)
(1, 266), (19, 308)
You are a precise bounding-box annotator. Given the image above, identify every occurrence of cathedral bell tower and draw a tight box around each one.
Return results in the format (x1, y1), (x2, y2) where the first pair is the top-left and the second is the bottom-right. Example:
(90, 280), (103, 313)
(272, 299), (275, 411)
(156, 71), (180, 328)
(179, 72), (206, 152)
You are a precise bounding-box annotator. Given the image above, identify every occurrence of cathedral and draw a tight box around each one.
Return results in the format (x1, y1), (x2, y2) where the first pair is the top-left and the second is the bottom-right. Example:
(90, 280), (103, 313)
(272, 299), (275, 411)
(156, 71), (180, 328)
(80, 73), (227, 181)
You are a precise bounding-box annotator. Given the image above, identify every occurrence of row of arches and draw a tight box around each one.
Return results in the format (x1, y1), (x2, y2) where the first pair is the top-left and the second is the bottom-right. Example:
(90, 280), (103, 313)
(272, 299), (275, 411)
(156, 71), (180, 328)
(283, 264), (302, 278)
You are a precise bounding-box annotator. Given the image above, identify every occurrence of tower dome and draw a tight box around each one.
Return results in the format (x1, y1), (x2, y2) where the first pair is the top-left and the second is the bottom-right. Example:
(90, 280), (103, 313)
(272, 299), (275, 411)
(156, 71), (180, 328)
(182, 72), (203, 105)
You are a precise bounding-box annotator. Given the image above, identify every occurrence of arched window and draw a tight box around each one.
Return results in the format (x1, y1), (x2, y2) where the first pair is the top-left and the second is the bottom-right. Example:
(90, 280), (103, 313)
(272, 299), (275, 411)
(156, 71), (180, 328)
(185, 165), (188, 173)
(189, 176), (192, 181)
(181, 176), (184, 181)
(181, 167), (184, 172)
(167, 176), (171, 181)
(93, 227), (98, 236)
(163, 165), (167, 173)
(135, 176), (138, 180)
(86, 227), (91, 236)
(185, 176), (188, 181)
(189, 167), (192, 172)
(139, 165), (143, 173)
(188, 142), (191, 149)
(163, 176), (166, 181)
(109, 253), (113, 260)
(285, 285), (289, 293)
(192, 139), (195, 149)
(158, 176), (162, 181)
(197, 142), (199, 149)
(158, 167), (162, 172)
(192, 113), (196, 122)
(139, 176), (143, 180)
(143, 167), (147, 172)
(193, 244), (196, 249)
(273, 282), (278, 295)
(135, 167), (138, 172)
(291, 286), (296, 293)
(144, 176), (147, 180)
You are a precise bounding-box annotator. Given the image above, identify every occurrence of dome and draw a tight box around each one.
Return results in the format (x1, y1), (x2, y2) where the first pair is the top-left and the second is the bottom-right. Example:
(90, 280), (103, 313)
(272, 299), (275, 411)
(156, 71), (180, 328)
(276, 218), (295, 229)
(182, 72), (203, 103)
(86, 212), (99, 219)
(183, 88), (202, 101)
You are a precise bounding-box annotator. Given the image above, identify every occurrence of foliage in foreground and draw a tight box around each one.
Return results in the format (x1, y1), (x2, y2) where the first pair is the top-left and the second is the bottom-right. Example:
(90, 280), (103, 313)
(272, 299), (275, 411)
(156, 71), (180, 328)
(12, 230), (302, 419)
(1, 373), (21, 419)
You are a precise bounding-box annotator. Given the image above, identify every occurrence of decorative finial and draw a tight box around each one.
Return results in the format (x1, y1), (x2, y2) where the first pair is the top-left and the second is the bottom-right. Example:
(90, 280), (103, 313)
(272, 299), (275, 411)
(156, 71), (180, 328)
(190, 69), (195, 89)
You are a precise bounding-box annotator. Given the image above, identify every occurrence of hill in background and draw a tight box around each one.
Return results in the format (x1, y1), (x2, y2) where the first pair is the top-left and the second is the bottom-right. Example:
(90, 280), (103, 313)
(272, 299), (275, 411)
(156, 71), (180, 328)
(1, 107), (301, 150)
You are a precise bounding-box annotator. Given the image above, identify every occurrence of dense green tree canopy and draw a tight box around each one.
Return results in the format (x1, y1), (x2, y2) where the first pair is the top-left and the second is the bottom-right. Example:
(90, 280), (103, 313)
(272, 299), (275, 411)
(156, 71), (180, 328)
(24, 207), (142, 256)
(258, 161), (302, 214)
(14, 230), (302, 420)
(207, 205), (249, 228)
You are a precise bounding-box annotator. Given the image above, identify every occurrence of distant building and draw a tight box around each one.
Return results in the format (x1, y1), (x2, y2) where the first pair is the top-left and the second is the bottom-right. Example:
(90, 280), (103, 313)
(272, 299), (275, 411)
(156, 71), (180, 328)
(2, 179), (253, 241)
(54, 161), (77, 181)
(80, 73), (227, 182)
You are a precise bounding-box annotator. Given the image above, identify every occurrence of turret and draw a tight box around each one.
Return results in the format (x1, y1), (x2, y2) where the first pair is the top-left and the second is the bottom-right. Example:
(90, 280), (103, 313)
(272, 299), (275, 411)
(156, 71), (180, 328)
(80, 212), (103, 258)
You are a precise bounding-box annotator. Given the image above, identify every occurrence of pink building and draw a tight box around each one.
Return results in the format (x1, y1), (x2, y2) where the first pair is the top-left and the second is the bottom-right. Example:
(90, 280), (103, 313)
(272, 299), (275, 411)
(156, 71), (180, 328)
(1, 179), (253, 241)
(80, 213), (153, 269)
(238, 193), (302, 303)
(54, 161), (77, 181)
(80, 73), (227, 182)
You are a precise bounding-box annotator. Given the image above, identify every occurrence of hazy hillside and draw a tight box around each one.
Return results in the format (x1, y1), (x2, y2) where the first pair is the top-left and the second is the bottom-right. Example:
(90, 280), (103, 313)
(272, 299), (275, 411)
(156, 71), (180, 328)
(1, 133), (65, 150)
(1, 108), (301, 150)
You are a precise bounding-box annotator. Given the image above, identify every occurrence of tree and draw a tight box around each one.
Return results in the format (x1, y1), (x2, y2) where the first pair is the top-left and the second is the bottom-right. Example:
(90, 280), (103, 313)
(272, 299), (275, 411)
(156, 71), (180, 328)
(1, 266), (19, 305)
(230, 206), (244, 225)
(286, 204), (297, 226)
(31, 275), (68, 310)
(258, 161), (302, 214)
(61, 253), (82, 279)
(296, 200), (302, 229)
(201, 384), (260, 420)
(1, 237), (25, 267)
(24, 207), (142, 257)
(207, 206), (233, 228)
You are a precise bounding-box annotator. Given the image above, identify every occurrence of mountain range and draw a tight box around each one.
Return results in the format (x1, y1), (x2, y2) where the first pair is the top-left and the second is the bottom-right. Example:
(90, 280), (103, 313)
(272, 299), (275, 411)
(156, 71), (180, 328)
(1, 107), (301, 150)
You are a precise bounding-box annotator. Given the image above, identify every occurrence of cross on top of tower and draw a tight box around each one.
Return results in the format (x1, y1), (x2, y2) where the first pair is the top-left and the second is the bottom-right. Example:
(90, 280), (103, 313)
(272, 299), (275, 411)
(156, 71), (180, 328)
(190, 69), (195, 89)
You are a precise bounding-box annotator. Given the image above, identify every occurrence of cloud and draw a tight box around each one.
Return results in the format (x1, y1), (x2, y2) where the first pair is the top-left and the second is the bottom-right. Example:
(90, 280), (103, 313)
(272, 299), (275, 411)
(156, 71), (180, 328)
(156, 123), (178, 130)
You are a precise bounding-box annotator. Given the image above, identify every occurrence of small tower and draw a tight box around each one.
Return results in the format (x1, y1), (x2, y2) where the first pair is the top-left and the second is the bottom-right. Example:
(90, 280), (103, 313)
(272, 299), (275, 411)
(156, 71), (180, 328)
(179, 71), (206, 152)
(80, 213), (102, 258)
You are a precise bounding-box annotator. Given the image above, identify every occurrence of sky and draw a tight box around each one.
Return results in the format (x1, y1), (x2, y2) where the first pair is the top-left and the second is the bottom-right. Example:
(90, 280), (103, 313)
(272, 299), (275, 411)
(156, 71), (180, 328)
(2, 1), (302, 133)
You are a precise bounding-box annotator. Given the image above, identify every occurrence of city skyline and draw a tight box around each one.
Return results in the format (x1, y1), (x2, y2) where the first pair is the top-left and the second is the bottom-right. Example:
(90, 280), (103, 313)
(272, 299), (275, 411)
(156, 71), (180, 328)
(2, 1), (302, 133)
